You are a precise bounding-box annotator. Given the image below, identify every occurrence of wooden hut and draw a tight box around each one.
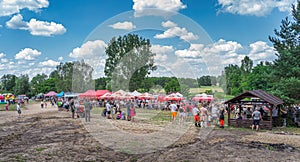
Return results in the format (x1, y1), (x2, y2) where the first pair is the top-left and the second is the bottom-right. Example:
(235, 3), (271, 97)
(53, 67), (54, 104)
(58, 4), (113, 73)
(224, 90), (284, 130)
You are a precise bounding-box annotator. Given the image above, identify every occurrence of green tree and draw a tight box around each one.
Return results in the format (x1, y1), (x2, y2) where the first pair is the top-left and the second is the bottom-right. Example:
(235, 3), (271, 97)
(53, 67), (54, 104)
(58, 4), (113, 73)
(164, 79), (180, 94)
(43, 78), (56, 93)
(240, 56), (254, 92)
(14, 74), (30, 95)
(1, 74), (16, 92)
(104, 34), (156, 91)
(72, 60), (94, 93)
(269, 1), (300, 104)
(197, 76), (212, 86)
(30, 74), (48, 95)
(95, 77), (108, 90)
(247, 61), (273, 91)
(224, 64), (242, 95)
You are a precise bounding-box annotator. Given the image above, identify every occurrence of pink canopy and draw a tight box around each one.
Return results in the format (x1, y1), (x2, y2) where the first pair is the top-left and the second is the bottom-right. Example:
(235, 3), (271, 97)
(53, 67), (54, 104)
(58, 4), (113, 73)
(44, 91), (57, 97)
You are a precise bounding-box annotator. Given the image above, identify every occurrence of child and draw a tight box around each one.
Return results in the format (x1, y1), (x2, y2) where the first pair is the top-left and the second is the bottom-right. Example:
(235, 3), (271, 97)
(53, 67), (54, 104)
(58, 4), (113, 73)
(130, 105), (136, 122)
(121, 111), (125, 120)
(17, 103), (21, 118)
(192, 105), (200, 127)
(5, 103), (9, 111)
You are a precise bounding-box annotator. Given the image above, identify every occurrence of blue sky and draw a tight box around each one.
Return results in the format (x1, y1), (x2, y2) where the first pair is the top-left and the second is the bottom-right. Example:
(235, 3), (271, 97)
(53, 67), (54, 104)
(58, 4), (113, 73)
(0, 0), (297, 79)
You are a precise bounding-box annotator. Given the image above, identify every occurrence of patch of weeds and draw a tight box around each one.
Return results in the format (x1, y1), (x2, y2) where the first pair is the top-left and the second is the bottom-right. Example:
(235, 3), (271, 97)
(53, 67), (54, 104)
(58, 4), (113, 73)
(13, 154), (26, 162)
(35, 147), (46, 152)
(267, 145), (275, 151)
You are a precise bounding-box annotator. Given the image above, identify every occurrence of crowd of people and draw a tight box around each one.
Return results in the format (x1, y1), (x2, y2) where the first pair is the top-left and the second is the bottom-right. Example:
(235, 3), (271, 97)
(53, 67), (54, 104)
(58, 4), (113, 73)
(45, 97), (227, 127)
(22, 96), (300, 130)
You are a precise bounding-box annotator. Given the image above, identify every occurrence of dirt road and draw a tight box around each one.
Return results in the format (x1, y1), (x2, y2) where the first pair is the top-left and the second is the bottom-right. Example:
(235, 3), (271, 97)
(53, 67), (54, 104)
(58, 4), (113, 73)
(0, 104), (299, 161)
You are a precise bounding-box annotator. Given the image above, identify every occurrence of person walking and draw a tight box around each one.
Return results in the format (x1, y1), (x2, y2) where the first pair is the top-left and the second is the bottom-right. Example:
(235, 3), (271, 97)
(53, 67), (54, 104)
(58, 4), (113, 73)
(16, 103), (21, 118)
(200, 105), (208, 128)
(178, 106), (185, 124)
(280, 108), (288, 127)
(192, 105), (200, 127)
(252, 108), (262, 131)
(41, 100), (44, 108)
(70, 99), (75, 119)
(84, 99), (91, 122)
(219, 107), (225, 128)
(106, 101), (112, 119)
(125, 100), (131, 121)
(169, 101), (178, 123)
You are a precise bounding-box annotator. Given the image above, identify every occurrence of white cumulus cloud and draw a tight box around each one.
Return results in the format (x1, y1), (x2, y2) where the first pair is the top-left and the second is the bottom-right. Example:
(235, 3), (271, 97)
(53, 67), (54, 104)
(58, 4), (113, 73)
(6, 14), (66, 36)
(248, 41), (275, 61)
(109, 21), (136, 30)
(173, 39), (276, 75)
(133, 0), (186, 17)
(39, 59), (60, 67)
(58, 56), (63, 61)
(155, 21), (198, 42)
(151, 44), (174, 62)
(1, 58), (8, 63)
(0, 52), (5, 58)
(217, 0), (296, 16)
(15, 48), (41, 60)
(69, 40), (107, 58)
(0, 0), (49, 17)
(161, 20), (177, 28)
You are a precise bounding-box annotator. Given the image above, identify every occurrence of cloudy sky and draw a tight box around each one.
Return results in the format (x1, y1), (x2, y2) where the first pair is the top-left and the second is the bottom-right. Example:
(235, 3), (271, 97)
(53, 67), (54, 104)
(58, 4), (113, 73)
(0, 0), (297, 79)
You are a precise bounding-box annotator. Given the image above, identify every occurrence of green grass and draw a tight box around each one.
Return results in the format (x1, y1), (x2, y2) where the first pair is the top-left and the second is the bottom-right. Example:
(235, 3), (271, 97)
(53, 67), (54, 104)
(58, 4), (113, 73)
(150, 111), (171, 122)
(271, 127), (300, 134)
(190, 86), (224, 94)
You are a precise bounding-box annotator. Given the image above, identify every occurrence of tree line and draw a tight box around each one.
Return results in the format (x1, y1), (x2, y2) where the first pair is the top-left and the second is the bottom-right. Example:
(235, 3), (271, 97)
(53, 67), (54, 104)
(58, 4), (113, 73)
(0, 68), (219, 98)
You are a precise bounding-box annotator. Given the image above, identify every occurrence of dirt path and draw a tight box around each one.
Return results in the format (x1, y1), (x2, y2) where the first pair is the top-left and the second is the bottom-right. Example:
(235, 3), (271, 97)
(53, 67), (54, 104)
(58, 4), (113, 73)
(0, 105), (299, 161)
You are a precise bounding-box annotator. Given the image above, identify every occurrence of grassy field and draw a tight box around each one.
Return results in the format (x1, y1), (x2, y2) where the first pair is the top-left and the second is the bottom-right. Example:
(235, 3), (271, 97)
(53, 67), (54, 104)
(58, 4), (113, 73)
(190, 86), (224, 94)
(0, 103), (26, 111)
(189, 86), (235, 100)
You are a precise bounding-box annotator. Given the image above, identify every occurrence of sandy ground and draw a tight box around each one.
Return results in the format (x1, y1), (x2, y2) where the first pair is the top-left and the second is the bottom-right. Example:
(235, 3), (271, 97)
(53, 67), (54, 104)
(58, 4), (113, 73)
(0, 103), (299, 161)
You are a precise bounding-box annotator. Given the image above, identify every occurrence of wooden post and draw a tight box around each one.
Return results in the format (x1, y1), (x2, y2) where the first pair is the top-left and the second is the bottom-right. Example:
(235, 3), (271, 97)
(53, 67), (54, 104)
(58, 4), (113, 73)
(278, 105), (281, 127)
(270, 104), (273, 130)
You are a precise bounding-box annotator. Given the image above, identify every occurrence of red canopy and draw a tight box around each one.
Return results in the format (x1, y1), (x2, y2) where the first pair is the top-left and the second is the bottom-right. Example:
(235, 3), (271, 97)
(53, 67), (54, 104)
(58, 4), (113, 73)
(192, 93), (214, 102)
(100, 92), (113, 100)
(96, 90), (110, 98)
(138, 92), (153, 100)
(164, 93), (183, 101)
(79, 90), (96, 98)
